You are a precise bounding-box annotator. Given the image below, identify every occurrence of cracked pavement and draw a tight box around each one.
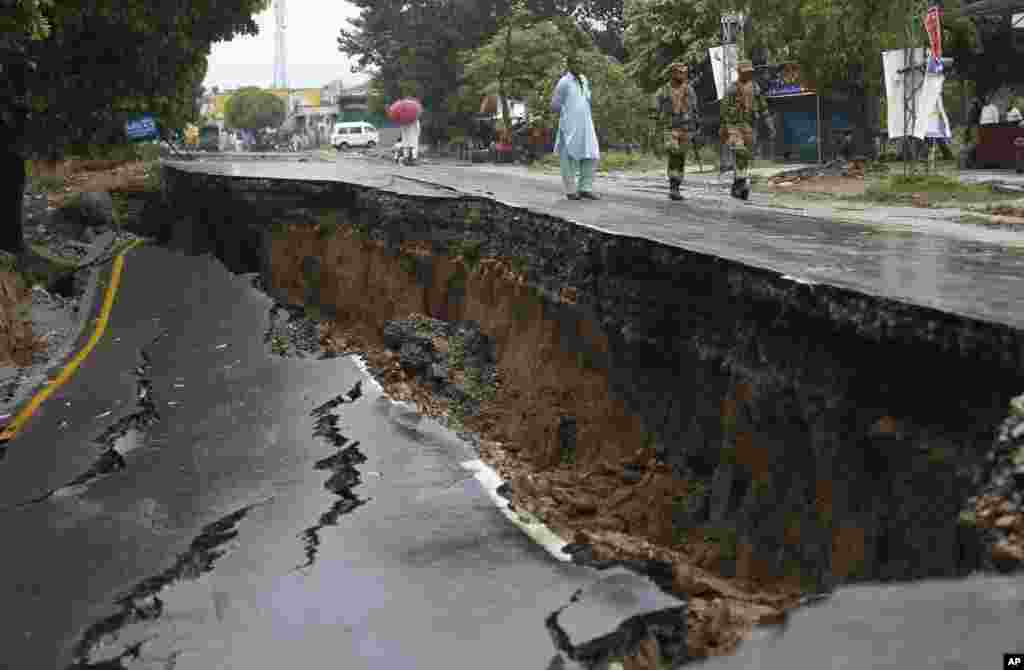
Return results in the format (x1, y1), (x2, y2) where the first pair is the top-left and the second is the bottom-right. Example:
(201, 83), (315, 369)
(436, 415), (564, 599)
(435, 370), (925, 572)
(0, 246), (688, 669)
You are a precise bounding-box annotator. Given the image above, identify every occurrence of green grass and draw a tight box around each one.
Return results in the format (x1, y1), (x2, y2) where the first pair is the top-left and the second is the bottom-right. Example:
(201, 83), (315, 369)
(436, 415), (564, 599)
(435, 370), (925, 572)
(270, 222), (289, 239)
(464, 204), (483, 227)
(597, 151), (665, 173)
(510, 256), (528, 275)
(316, 212), (340, 239)
(351, 222), (370, 241)
(303, 304), (322, 321)
(510, 300), (530, 322)
(450, 239), (482, 271)
(142, 162), (162, 191)
(448, 334), (466, 370)
(464, 365), (496, 403)
(856, 174), (1018, 206)
(703, 526), (738, 560)
(576, 349), (595, 370)
(398, 254), (417, 276)
(446, 262), (469, 292)
(957, 214), (995, 227)
(30, 174), (67, 193)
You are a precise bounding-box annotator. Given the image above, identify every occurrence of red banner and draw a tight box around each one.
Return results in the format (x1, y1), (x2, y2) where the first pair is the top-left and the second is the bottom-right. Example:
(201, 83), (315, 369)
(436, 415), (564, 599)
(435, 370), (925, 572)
(924, 6), (942, 63)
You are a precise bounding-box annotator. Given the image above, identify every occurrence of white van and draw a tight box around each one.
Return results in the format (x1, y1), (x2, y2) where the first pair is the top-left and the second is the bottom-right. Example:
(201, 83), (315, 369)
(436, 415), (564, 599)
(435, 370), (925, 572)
(331, 122), (379, 150)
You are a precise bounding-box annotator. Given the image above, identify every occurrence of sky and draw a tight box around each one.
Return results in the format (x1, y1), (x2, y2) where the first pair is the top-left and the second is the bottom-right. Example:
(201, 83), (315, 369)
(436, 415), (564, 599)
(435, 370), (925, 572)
(203, 0), (370, 91)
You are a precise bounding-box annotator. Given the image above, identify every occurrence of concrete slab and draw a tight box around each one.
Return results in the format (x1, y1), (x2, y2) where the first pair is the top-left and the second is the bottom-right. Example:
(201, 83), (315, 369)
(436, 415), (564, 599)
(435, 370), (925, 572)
(166, 157), (1024, 331)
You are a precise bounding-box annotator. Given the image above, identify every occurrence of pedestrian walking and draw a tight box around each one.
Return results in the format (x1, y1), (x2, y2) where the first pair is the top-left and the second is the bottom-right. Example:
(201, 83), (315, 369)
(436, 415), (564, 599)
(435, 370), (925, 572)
(720, 60), (769, 200)
(652, 63), (700, 201)
(399, 117), (421, 165)
(550, 54), (600, 200)
(388, 98), (423, 166)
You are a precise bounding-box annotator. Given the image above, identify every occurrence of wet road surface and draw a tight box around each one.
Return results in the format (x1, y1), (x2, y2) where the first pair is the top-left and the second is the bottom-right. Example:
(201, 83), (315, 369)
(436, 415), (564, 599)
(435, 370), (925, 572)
(695, 576), (1024, 670)
(0, 246), (682, 669)
(166, 157), (1024, 330)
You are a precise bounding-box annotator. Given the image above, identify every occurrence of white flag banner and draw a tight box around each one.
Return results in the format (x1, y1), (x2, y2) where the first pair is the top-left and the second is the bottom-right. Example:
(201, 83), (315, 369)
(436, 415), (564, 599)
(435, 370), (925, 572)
(709, 44), (739, 100)
(883, 48), (949, 140)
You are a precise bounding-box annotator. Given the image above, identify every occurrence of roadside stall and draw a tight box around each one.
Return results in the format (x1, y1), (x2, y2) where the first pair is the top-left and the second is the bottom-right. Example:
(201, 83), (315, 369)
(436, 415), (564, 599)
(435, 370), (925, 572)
(956, 0), (1024, 171)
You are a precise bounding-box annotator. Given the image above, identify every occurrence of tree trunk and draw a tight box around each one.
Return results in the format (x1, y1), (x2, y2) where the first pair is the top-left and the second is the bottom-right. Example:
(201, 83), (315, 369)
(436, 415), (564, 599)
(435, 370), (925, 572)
(0, 151), (26, 255)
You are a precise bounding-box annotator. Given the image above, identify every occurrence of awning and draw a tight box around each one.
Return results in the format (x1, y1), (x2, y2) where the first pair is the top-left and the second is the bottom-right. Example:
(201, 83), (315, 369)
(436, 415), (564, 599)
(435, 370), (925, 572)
(961, 0), (1024, 16)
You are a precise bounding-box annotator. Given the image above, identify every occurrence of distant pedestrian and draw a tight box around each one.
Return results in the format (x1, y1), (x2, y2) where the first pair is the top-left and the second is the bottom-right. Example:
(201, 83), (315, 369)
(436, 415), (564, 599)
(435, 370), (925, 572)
(1007, 98), (1022, 124)
(551, 53), (600, 200)
(652, 62), (700, 201)
(387, 98), (423, 166)
(399, 117), (421, 165)
(980, 98), (999, 125)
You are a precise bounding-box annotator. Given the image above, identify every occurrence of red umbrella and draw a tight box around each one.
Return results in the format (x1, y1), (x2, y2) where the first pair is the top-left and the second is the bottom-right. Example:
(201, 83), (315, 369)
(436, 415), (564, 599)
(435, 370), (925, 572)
(387, 98), (422, 125)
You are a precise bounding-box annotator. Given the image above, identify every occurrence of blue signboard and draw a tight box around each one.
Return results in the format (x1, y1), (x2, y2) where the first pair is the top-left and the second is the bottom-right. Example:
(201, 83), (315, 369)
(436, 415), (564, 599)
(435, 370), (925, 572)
(125, 115), (159, 141)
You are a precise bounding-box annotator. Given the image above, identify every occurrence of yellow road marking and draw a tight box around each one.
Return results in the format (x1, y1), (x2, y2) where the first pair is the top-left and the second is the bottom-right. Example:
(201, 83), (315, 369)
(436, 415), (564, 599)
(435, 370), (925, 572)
(0, 239), (145, 443)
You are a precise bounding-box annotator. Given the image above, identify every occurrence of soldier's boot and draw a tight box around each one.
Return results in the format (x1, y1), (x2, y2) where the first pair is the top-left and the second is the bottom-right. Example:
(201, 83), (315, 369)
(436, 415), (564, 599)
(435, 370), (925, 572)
(730, 177), (744, 199)
(669, 177), (683, 201)
(736, 178), (751, 200)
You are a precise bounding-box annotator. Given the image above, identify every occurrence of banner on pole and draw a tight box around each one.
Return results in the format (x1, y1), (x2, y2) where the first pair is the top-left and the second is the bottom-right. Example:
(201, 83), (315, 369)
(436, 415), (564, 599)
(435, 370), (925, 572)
(708, 44), (739, 100)
(125, 115), (159, 142)
(924, 6), (943, 73)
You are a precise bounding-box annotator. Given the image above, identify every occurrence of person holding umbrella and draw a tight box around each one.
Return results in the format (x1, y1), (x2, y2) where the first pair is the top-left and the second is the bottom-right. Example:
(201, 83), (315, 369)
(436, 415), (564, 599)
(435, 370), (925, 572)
(550, 53), (600, 200)
(388, 98), (423, 166)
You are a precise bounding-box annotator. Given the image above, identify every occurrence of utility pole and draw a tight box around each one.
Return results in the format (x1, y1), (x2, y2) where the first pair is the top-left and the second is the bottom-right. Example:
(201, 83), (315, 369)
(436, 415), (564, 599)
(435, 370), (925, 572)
(273, 0), (288, 90)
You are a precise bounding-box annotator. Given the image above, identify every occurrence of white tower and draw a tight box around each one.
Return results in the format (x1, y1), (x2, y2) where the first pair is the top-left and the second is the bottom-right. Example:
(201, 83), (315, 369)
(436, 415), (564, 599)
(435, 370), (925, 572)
(273, 0), (288, 89)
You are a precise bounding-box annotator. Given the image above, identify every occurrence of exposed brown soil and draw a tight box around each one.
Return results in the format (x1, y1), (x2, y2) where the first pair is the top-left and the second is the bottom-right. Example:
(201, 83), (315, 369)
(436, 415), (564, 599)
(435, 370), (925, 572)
(271, 222), (805, 662)
(32, 159), (151, 208)
(766, 175), (868, 197)
(0, 271), (45, 367)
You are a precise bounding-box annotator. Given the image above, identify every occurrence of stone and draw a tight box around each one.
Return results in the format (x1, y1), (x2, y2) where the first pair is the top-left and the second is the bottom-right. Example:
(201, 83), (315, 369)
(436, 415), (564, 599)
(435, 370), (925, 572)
(995, 514), (1016, 529)
(990, 539), (1024, 572)
(47, 209), (86, 241)
(64, 190), (114, 228)
(550, 568), (687, 667)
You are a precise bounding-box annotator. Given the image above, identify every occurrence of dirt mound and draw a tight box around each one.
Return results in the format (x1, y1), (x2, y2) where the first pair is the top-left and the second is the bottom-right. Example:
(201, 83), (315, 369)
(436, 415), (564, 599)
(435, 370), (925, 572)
(0, 271), (43, 367)
(768, 159), (873, 196)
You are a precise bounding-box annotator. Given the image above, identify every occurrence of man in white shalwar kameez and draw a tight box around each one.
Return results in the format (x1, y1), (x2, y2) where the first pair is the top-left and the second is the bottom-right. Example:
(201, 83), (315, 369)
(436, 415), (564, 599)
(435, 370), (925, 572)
(550, 55), (601, 200)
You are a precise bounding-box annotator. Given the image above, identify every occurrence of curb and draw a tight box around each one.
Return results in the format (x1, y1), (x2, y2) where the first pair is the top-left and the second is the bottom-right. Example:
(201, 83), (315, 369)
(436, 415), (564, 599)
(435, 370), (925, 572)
(0, 239), (144, 444)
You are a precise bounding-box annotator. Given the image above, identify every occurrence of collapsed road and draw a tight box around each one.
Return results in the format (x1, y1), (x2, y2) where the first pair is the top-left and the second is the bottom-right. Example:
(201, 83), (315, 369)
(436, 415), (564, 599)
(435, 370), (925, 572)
(0, 245), (692, 669)
(0, 152), (1022, 669)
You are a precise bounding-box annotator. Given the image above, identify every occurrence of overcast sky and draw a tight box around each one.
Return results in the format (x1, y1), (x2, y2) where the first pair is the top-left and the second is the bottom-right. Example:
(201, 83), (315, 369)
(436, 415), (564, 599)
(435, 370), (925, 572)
(204, 0), (369, 90)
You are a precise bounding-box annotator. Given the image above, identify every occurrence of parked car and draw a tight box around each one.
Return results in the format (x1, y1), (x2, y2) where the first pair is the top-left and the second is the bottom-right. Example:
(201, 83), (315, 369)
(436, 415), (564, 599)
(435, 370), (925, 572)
(331, 122), (379, 150)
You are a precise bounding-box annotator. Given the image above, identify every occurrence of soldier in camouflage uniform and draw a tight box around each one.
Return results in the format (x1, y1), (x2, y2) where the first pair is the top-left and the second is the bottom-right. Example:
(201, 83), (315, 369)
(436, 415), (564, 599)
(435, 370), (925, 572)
(719, 60), (769, 200)
(651, 63), (700, 201)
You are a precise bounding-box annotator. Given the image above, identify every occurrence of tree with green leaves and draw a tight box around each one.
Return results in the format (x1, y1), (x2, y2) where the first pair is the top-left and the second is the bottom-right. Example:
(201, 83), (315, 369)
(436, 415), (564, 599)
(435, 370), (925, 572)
(0, 0), (268, 254)
(459, 16), (654, 148)
(338, 0), (627, 142)
(624, 0), (978, 156)
(224, 87), (286, 132)
(623, 0), (724, 93)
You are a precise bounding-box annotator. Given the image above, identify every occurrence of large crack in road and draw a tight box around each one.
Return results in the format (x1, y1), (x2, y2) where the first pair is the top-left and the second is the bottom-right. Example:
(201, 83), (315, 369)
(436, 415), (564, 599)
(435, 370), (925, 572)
(296, 380), (368, 572)
(67, 500), (273, 669)
(2, 330), (166, 511)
